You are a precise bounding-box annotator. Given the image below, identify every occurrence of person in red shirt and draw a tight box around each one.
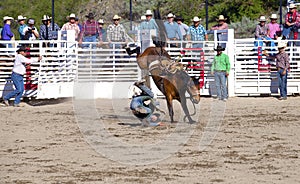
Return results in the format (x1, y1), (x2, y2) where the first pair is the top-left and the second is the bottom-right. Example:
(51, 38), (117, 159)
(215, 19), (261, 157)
(282, 3), (300, 40)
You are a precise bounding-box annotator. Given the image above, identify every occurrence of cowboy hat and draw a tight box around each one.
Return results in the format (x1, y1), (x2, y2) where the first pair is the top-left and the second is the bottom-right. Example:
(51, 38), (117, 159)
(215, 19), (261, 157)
(17, 15), (27, 21)
(277, 42), (287, 49)
(270, 14), (278, 19)
(145, 10), (153, 16)
(85, 13), (95, 19)
(98, 19), (104, 24)
(3, 16), (14, 21)
(175, 16), (184, 22)
(192, 16), (201, 22)
(113, 15), (121, 20)
(41, 15), (51, 21)
(259, 16), (266, 22)
(216, 15), (227, 21)
(67, 13), (76, 19)
(289, 3), (297, 9)
(16, 46), (27, 53)
(167, 13), (174, 18)
(214, 45), (225, 51)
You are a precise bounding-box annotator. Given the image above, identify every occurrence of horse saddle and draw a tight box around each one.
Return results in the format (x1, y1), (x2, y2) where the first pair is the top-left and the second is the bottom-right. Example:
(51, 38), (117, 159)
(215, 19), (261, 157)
(160, 59), (184, 74)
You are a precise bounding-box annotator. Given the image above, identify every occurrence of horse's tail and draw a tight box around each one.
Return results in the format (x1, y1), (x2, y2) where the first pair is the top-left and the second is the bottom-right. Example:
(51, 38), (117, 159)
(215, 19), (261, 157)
(153, 8), (167, 48)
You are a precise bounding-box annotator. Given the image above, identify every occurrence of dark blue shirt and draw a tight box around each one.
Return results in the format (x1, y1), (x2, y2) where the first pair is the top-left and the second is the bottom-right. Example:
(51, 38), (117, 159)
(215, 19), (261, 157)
(1, 24), (14, 40)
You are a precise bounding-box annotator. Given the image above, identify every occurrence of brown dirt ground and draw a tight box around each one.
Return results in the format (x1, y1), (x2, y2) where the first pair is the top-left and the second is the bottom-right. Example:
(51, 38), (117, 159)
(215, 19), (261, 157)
(0, 96), (299, 184)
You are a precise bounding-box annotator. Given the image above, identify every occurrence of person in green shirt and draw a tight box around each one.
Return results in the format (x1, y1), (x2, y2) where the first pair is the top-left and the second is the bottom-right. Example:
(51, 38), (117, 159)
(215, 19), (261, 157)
(211, 46), (230, 101)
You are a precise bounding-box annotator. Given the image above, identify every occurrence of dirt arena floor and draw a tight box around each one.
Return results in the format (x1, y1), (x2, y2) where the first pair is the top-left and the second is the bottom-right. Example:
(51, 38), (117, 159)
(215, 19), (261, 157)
(1, 96), (300, 184)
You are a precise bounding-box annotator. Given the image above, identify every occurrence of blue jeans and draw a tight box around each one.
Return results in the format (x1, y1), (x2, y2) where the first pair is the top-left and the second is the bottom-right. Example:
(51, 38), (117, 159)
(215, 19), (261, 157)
(4, 72), (24, 105)
(282, 26), (292, 39)
(277, 69), (288, 97)
(138, 84), (154, 98)
(130, 96), (152, 118)
(214, 71), (228, 100)
(254, 37), (276, 54)
(83, 35), (97, 49)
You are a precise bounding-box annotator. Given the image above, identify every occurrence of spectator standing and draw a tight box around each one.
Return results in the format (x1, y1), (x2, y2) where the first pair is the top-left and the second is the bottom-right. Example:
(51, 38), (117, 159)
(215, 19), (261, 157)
(1, 16), (14, 48)
(39, 15), (60, 41)
(282, 3), (300, 39)
(211, 46), (230, 101)
(97, 19), (107, 42)
(275, 42), (290, 100)
(17, 15), (27, 40)
(140, 10), (158, 51)
(79, 13), (102, 48)
(164, 13), (183, 47)
(2, 46), (42, 107)
(267, 14), (281, 40)
(75, 17), (83, 33)
(211, 15), (229, 48)
(187, 16), (208, 48)
(140, 10), (158, 30)
(254, 16), (276, 53)
(61, 13), (81, 41)
(175, 16), (189, 41)
(107, 15), (128, 50)
(23, 18), (39, 41)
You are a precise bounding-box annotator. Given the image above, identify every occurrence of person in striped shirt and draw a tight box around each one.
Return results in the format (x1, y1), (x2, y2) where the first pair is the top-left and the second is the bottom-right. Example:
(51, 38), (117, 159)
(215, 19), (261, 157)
(61, 13), (81, 41)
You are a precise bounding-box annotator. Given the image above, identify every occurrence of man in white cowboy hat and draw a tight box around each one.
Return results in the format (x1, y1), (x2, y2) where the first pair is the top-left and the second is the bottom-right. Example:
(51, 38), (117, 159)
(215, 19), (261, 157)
(107, 14), (128, 51)
(39, 15), (60, 41)
(211, 45), (230, 101)
(254, 15), (276, 54)
(164, 13), (183, 46)
(267, 14), (281, 40)
(17, 15), (27, 40)
(140, 10), (158, 31)
(139, 9), (159, 51)
(1, 16), (14, 50)
(211, 15), (229, 48)
(79, 12), (102, 48)
(186, 16), (208, 48)
(61, 13), (81, 41)
(211, 15), (228, 30)
(97, 19), (107, 43)
(282, 3), (300, 39)
(275, 42), (290, 100)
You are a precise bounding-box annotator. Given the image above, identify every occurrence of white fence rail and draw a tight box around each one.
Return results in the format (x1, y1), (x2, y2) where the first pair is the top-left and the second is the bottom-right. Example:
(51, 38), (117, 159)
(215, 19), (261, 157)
(0, 31), (300, 100)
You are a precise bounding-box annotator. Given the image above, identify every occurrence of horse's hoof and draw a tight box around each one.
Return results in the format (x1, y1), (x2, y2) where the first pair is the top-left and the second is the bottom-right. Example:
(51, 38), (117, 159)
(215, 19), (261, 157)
(188, 120), (197, 124)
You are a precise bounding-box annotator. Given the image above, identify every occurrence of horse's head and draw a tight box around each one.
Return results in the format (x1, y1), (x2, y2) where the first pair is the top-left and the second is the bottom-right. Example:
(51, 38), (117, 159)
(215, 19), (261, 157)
(186, 78), (201, 104)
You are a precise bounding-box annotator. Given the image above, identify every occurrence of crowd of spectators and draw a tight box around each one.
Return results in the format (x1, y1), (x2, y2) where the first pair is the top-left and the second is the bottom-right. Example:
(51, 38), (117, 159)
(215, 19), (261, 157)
(0, 3), (300, 50)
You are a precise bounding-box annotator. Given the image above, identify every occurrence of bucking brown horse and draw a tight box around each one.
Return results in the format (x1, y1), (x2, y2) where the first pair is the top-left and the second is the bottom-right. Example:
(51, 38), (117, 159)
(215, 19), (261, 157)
(135, 47), (200, 123)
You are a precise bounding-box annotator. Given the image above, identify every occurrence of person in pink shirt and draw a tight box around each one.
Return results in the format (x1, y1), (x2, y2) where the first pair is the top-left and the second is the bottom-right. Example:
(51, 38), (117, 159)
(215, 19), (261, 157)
(267, 14), (281, 40)
(211, 15), (229, 48)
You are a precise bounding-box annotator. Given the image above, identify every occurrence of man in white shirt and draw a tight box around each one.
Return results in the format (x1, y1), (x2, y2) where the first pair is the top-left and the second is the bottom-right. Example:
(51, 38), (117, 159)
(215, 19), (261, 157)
(3, 47), (42, 107)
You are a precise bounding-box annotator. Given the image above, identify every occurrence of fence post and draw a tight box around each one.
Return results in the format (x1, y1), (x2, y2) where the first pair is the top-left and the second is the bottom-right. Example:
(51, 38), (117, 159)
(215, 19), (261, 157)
(227, 29), (235, 97)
